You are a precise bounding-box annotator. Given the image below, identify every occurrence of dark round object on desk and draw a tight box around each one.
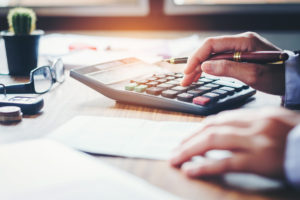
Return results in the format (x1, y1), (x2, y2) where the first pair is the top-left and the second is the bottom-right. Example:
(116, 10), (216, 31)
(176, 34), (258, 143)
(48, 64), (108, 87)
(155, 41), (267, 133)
(1, 30), (44, 76)
(0, 106), (22, 123)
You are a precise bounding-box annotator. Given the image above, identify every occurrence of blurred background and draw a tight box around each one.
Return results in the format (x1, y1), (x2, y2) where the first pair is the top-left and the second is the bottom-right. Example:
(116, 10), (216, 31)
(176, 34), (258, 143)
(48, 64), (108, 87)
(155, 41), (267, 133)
(1, 0), (300, 31)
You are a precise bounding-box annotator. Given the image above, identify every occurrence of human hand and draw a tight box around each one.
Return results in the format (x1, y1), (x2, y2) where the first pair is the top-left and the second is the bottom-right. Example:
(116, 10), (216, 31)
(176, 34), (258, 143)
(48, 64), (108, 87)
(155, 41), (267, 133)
(170, 108), (300, 178)
(182, 32), (285, 95)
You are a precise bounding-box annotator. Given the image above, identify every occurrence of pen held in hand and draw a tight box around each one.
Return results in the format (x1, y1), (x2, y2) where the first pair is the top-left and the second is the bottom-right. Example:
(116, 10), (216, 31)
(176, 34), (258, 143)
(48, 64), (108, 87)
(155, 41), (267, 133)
(164, 51), (289, 64)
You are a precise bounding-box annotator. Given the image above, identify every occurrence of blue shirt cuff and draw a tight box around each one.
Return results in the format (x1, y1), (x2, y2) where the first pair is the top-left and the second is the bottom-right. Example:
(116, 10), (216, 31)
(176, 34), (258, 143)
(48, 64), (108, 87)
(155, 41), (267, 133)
(284, 125), (300, 189)
(284, 50), (300, 108)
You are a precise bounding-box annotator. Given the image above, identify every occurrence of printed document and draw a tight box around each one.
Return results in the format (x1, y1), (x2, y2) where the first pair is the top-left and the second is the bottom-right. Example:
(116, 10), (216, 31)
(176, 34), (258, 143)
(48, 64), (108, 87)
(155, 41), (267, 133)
(48, 116), (202, 160)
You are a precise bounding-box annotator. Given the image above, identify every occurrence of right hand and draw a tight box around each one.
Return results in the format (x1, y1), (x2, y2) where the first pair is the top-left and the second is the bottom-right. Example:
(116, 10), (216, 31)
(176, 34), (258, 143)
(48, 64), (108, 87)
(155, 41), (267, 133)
(181, 32), (285, 95)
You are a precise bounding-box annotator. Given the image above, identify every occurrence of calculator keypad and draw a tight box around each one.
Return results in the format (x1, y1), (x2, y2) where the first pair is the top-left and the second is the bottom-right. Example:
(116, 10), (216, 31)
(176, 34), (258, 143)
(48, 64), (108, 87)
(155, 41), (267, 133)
(125, 73), (249, 107)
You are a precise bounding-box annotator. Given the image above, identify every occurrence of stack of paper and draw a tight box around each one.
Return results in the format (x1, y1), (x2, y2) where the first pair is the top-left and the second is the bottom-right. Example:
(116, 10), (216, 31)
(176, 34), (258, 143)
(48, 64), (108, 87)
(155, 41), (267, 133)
(48, 116), (202, 160)
(0, 139), (179, 200)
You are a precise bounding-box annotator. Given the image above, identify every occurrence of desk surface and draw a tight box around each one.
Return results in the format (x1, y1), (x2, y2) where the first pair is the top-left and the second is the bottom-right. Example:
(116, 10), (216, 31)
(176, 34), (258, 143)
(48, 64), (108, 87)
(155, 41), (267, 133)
(1, 31), (300, 200)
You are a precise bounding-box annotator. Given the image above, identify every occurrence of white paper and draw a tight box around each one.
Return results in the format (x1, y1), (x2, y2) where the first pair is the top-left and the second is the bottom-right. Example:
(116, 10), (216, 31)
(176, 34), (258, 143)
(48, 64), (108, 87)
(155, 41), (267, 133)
(0, 139), (179, 200)
(48, 116), (202, 160)
(40, 33), (200, 68)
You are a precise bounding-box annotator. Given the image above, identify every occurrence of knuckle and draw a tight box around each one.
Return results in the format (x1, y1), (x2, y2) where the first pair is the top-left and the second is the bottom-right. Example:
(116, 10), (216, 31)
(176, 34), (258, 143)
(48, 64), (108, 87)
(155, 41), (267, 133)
(206, 132), (217, 145)
(244, 31), (259, 39)
(204, 37), (215, 46)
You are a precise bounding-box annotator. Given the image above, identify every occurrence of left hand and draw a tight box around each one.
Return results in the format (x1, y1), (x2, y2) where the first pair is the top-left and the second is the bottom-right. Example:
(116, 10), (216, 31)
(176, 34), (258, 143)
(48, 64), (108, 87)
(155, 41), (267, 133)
(170, 108), (300, 178)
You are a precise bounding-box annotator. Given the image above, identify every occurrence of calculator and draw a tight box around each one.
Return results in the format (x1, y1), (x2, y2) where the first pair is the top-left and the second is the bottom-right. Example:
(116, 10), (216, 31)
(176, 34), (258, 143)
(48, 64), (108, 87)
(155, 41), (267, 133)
(70, 57), (256, 115)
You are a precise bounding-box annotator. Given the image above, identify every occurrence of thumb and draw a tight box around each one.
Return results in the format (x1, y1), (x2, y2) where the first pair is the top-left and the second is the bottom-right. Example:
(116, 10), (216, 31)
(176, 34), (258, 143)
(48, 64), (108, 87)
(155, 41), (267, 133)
(201, 60), (263, 86)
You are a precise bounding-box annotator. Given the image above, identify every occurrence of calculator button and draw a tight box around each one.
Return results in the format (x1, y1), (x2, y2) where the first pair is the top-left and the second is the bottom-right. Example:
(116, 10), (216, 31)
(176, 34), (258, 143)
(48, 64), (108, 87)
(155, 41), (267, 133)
(156, 79), (168, 84)
(162, 90), (179, 98)
(134, 85), (147, 93)
(212, 89), (228, 98)
(204, 83), (220, 89)
(147, 81), (159, 87)
(155, 74), (166, 79)
(187, 85), (197, 90)
(213, 80), (244, 91)
(196, 86), (212, 93)
(219, 87), (235, 95)
(187, 89), (204, 97)
(147, 77), (158, 82)
(146, 87), (164, 95)
(157, 83), (173, 90)
(130, 79), (148, 84)
(199, 78), (214, 83)
(191, 81), (205, 87)
(166, 72), (176, 76)
(166, 81), (179, 87)
(174, 73), (183, 78)
(166, 76), (176, 81)
(125, 83), (138, 91)
(203, 92), (219, 102)
(193, 96), (211, 106)
(205, 77), (219, 81)
(177, 93), (194, 102)
(172, 86), (189, 93)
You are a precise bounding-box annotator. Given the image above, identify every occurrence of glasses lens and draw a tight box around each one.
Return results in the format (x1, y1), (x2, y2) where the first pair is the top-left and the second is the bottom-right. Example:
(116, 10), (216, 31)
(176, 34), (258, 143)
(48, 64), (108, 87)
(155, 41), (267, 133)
(53, 59), (65, 83)
(0, 84), (6, 100)
(33, 67), (52, 93)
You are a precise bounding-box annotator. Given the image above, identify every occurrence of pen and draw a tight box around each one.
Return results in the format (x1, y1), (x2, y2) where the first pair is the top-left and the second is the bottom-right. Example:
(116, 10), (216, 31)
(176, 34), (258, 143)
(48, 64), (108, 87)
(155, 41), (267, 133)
(164, 51), (289, 64)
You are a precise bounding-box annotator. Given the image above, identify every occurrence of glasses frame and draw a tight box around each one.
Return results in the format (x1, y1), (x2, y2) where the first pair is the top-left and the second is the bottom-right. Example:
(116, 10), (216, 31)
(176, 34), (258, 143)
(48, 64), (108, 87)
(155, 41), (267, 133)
(0, 58), (65, 95)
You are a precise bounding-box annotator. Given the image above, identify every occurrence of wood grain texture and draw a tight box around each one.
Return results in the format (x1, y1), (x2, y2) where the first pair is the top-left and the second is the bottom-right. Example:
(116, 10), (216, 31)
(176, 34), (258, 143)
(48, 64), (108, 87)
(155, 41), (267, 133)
(0, 32), (298, 199)
(1, 74), (297, 200)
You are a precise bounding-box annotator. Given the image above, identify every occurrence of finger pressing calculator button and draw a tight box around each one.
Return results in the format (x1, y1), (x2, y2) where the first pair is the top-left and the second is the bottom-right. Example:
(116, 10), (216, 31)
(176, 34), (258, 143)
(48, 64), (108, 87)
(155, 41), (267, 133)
(146, 87), (164, 95)
(134, 85), (147, 93)
(203, 92), (219, 102)
(157, 83), (173, 90)
(125, 83), (138, 91)
(172, 86), (189, 93)
(177, 93), (194, 102)
(193, 96), (211, 106)
(162, 90), (179, 98)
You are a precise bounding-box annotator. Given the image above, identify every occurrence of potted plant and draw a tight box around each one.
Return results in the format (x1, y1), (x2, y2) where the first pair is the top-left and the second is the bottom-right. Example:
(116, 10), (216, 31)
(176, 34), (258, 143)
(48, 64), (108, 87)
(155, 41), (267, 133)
(1, 7), (44, 76)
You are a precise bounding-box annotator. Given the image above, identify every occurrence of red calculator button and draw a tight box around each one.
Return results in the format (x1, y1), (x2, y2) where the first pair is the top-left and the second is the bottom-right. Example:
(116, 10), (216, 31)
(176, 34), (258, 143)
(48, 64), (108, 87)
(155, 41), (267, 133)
(193, 96), (211, 106)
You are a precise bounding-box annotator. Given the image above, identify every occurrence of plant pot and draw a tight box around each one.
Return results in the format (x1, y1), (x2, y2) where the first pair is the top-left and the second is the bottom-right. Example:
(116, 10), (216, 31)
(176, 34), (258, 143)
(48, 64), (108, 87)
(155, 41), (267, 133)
(1, 30), (44, 76)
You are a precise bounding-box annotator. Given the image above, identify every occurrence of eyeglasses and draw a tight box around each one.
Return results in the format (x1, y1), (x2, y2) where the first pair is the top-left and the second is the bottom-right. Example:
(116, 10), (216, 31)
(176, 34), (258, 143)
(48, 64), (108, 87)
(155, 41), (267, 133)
(0, 58), (65, 95)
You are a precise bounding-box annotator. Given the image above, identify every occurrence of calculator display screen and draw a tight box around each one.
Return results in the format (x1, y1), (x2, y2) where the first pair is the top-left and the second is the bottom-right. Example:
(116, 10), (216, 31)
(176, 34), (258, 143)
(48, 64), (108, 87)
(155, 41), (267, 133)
(75, 58), (163, 85)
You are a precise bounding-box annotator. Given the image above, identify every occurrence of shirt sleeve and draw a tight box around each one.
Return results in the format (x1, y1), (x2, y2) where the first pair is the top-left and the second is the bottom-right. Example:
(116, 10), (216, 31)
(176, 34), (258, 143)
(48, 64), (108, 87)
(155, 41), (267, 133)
(284, 125), (300, 189)
(284, 50), (300, 108)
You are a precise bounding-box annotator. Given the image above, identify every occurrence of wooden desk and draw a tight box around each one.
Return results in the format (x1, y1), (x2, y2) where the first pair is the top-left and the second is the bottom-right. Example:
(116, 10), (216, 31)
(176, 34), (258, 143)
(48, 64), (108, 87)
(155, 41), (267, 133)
(1, 31), (299, 200)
